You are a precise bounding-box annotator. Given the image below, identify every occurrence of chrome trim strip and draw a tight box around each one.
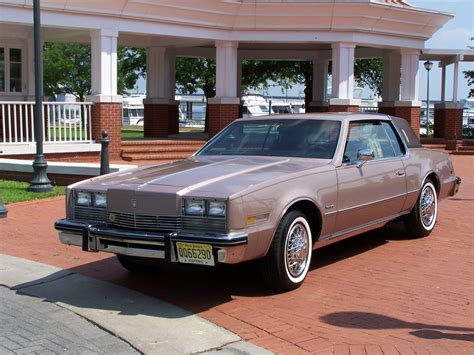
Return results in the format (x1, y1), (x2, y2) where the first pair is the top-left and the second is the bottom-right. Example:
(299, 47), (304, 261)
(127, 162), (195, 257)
(337, 192), (406, 213)
(317, 211), (409, 246)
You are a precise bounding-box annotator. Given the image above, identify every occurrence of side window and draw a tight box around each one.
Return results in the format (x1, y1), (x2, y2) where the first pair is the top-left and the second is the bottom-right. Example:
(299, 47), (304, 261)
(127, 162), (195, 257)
(0, 48), (4, 92)
(9, 48), (22, 92)
(343, 121), (396, 163)
(382, 121), (406, 156)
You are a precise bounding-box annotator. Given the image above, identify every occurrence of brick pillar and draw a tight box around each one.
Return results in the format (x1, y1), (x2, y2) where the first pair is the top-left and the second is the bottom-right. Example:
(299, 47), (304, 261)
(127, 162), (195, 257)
(307, 102), (329, 113)
(433, 103), (463, 141)
(378, 101), (421, 138)
(168, 103), (179, 136)
(143, 100), (169, 138)
(328, 99), (360, 113)
(91, 102), (122, 158)
(208, 99), (240, 138)
(328, 105), (359, 113)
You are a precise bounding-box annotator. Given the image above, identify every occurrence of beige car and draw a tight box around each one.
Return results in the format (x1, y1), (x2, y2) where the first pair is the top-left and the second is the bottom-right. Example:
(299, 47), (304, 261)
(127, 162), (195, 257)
(55, 113), (461, 291)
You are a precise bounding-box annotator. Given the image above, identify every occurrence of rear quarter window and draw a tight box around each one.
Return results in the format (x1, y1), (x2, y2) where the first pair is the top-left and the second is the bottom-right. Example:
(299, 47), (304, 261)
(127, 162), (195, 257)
(390, 116), (422, 148)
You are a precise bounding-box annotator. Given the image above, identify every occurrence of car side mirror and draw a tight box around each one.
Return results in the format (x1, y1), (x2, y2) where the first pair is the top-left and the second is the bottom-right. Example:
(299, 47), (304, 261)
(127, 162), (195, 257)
(355, 148), (375, 167)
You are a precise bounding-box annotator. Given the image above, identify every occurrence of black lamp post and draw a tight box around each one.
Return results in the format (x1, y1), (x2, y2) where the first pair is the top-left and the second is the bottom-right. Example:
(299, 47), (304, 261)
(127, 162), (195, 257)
(28, 0), (53, 192)
(423, 60), (433, 126)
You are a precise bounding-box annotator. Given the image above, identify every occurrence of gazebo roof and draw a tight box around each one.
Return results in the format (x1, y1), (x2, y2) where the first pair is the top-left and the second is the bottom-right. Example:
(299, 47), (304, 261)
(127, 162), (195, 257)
(0, 0), (454, 49)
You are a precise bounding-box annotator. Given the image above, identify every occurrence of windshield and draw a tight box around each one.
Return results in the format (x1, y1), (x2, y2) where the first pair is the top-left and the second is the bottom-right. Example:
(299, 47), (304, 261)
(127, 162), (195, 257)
(198, 119), (341, 159)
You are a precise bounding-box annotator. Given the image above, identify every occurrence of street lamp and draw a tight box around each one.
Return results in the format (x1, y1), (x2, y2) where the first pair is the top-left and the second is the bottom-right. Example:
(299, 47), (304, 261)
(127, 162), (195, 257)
(28, 0), (53, 192)
(423, 60), (433, 128)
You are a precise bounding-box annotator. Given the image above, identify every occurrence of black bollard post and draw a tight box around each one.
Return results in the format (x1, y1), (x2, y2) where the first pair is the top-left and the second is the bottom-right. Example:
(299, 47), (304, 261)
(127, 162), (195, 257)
(0, 200), (7, 219)
(97, 131), (110, 175)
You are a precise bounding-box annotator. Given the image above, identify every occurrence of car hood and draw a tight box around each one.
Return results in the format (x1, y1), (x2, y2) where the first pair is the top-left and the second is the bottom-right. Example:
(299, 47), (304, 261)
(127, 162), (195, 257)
(86, 155), (331, 197)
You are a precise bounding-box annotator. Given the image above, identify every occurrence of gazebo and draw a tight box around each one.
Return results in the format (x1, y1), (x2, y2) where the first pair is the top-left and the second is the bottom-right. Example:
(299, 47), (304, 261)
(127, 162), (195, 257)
(0, 0), (472, 158)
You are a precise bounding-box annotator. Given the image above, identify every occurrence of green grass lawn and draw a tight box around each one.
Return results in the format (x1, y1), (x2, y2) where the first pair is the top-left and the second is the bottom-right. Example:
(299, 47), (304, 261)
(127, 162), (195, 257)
(0, 180), (65, 204)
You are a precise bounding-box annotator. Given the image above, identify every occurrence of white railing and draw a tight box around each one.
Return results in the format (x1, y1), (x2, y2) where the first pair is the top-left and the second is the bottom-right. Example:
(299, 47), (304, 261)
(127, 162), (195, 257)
(359, 106), (379, 113)
(0, 101), (93, 144)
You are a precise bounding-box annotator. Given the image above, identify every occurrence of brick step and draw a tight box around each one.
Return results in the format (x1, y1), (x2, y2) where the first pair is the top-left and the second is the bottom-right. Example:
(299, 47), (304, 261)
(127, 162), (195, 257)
(121, 145), (203, 154)
(121, 140), (206, 146)
(459, 145), (474, 151)
(121, 152), (192, 162)
(461, 140), (474, 147)
(450, 150), (474, 156)
(423, 144), (448, 150)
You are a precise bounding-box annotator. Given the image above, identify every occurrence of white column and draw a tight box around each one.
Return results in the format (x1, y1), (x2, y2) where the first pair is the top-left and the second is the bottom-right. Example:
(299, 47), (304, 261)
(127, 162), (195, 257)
(399, 48), (420, 103)
(146, 47), (176, 101)
(382, 51), (401, 102)
(452, 61), (459, 103)
(329, 42), (359, 105)
(312, 58), (328, 104)
(146, 47), (166, 99)
(168, 48), (176, 101)
(237, 58), (242, 98)
(215, 40), (239, 99)
(89, 29), (120, 102)
(440, 65), (446, 102)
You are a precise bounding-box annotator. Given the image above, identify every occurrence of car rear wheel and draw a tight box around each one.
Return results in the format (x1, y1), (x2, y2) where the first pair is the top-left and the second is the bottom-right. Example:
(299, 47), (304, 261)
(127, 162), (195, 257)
(260, 210), (313, 291)
(404, 180), (438, 238)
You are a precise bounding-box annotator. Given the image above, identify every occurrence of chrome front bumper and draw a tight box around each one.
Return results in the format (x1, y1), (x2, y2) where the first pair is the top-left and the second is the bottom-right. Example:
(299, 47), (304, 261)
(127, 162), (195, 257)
(450, 176), (462, 196)
(55, 219), (248, 264)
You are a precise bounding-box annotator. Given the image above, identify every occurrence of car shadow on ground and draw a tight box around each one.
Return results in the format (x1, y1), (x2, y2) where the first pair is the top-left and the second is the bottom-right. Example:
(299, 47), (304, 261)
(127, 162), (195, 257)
(11, 222), (428, 319)
(320, 311), (474, 342)
(62, 221), (416, 313)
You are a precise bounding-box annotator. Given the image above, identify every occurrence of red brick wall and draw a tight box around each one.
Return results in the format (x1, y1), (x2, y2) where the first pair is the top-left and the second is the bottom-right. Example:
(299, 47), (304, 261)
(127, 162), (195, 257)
(0, 170), (95, 186)
(208, 104), (240, 137)
(434, 108), (462, 140)
(328, 105), (359, 113)
(144, 104), (169, 138)
(0, 152), (100, 162)
(91, 103), (122, 158)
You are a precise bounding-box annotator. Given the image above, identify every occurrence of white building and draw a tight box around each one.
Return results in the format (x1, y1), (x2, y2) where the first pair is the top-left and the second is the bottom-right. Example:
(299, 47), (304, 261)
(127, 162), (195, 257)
(1, 0), (473, 157)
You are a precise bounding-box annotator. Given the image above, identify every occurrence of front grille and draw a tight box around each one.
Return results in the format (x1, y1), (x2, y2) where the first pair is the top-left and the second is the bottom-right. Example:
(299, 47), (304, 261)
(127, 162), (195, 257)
(74, 206), (107, 223)
(108, 211), (226, 234)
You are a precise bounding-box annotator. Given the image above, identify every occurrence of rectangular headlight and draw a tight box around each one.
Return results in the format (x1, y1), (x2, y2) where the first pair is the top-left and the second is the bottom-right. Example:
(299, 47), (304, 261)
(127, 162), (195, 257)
(76, 191), (91, 206)
(93, 192), (107, 208)
(184, 199), (205, 216)
(208, 201), (226, 217)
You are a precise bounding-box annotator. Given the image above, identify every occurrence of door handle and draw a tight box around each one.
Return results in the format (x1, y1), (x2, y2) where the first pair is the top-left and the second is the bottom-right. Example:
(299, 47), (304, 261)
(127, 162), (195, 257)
(396, 171), (405, 177)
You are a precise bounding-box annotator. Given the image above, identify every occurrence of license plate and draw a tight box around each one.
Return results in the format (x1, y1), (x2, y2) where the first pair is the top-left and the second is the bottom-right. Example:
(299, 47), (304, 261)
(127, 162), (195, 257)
(176, 242), (215, 266)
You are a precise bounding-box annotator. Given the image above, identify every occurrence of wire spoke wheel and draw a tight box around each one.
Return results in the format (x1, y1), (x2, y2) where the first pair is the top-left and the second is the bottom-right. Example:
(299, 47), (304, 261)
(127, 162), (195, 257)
(420, 185), (436, 228)
(285, 222), (310, 278)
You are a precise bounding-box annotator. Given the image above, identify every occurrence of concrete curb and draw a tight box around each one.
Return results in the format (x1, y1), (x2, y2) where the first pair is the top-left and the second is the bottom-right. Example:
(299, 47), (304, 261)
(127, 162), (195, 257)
(0, 254), (272, 355)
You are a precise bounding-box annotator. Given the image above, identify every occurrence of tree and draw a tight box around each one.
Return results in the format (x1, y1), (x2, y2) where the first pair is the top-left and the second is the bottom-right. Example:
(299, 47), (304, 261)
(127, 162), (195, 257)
(43, 43), (146, 101)
(43, 43), (91, 101)
(355, 58), (383, 97)
(175, 57), (216, 131)
(464, 70), (474, 98)
(117, 47), (146, 94)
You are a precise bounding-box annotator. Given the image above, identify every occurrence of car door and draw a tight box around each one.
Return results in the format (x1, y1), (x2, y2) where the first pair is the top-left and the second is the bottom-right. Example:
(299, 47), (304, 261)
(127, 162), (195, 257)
(333, 120), (407, 234)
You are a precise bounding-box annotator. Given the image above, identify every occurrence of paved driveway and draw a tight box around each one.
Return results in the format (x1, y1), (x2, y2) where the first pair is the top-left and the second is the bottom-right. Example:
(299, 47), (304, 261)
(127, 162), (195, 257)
(1, 155), (473, 354)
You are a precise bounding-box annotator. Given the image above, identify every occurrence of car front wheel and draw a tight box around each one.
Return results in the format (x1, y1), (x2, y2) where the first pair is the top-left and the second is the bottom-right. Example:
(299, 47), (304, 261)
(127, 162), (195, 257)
(260, 210), (313, 291)
(404, 180), (438, 238)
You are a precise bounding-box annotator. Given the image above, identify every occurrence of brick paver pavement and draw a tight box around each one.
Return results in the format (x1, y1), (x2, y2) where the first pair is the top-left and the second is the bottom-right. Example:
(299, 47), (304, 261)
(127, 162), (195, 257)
(0, 286), (138, 354)
(1, 155), (473, 354)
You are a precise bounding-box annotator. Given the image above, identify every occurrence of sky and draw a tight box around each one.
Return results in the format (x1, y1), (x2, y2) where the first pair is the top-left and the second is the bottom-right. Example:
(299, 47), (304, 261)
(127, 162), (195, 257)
(412, 0), (473, 101)
(137, 0), (473, 101)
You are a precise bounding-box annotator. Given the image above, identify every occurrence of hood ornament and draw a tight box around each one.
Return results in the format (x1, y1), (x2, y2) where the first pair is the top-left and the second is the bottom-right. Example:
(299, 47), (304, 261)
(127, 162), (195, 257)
(131, 199), (137, 209)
